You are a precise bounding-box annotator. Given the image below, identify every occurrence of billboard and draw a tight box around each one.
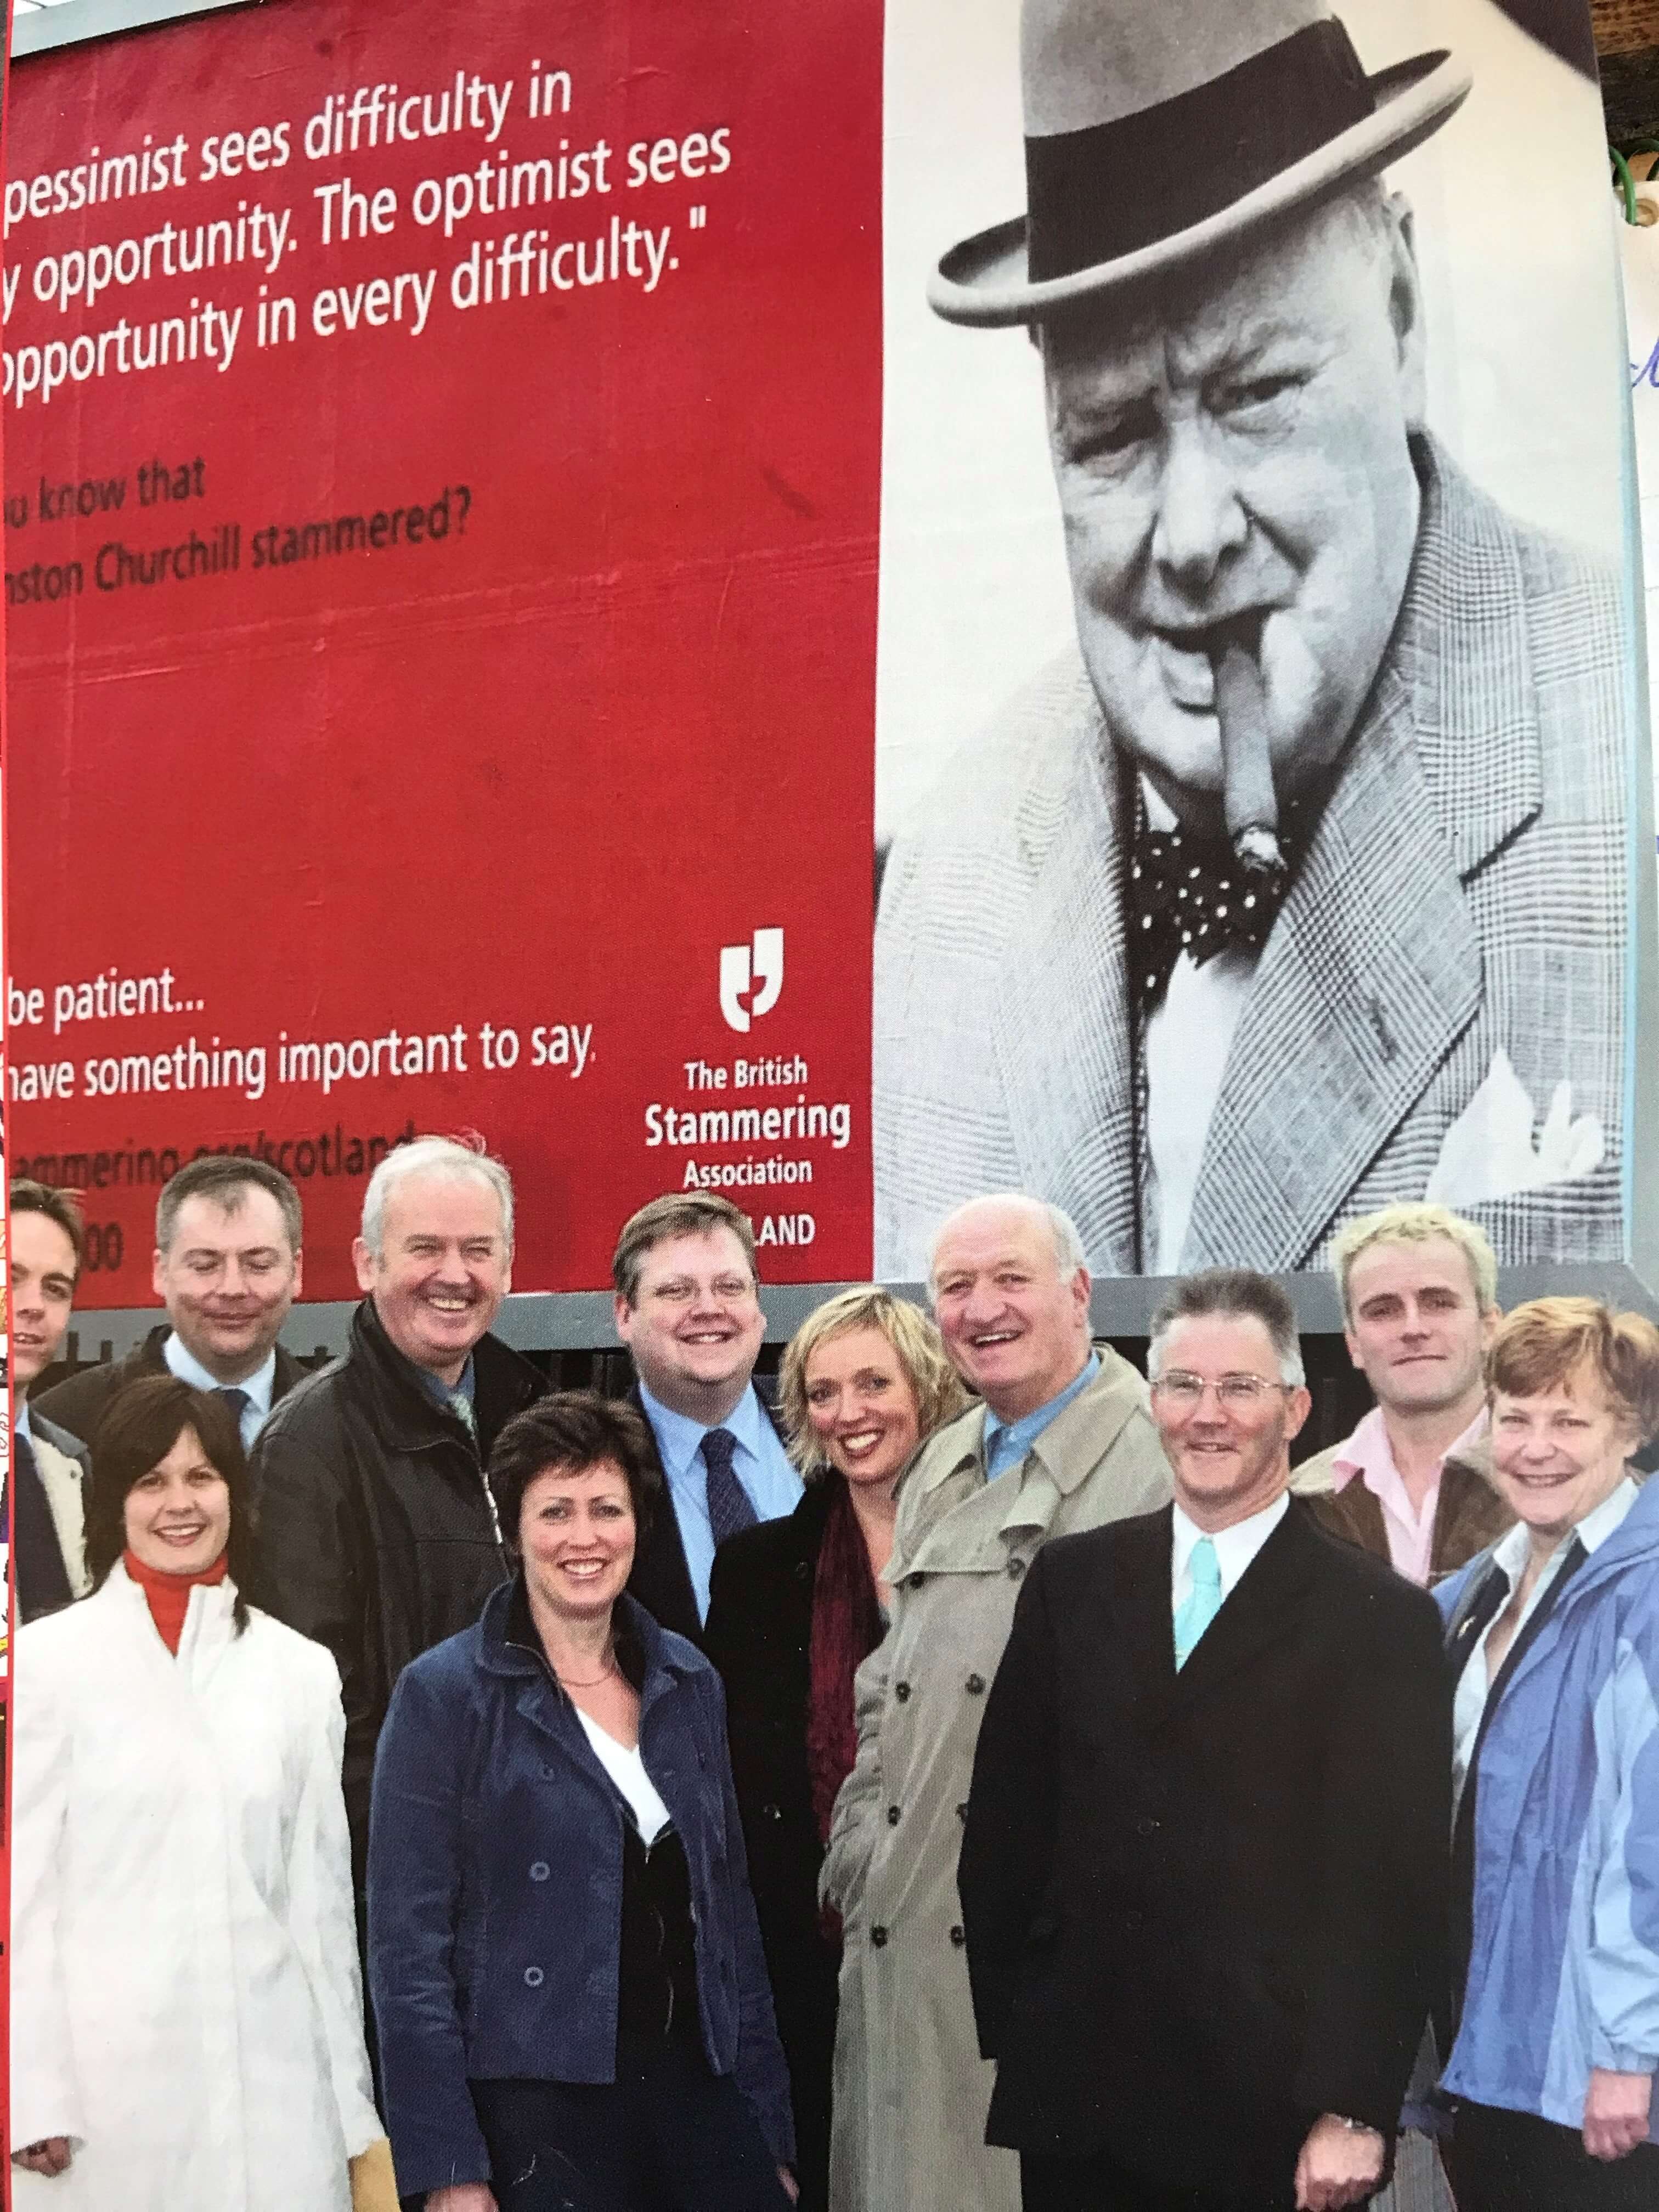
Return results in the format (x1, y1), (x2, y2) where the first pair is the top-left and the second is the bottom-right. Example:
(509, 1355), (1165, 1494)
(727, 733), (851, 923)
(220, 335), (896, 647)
(5, 0), (1655, 1316)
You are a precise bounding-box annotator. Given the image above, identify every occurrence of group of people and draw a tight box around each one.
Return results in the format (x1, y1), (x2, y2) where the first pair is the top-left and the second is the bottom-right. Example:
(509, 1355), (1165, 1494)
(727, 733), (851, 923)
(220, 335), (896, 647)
(6, 1142), (1658, 2212)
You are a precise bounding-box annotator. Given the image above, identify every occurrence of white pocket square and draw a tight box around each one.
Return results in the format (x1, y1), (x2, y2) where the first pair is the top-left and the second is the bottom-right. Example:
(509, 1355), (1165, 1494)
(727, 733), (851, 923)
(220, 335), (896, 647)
(1425, 1048), (1604, 1208)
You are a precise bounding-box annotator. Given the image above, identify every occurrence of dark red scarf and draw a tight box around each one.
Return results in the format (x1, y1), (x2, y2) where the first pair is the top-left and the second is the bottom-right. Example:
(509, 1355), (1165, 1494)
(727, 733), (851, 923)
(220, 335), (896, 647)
(805, 1476), (887, 1845)
(123, 1547), (230, 1654)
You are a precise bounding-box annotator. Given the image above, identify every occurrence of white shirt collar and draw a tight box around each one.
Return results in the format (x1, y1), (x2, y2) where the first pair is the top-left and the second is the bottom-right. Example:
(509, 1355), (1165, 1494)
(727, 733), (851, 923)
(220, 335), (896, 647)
(162, 1330), (276, 1414)
(1488, 1472), (1639, 1588)
(15, 1397), (34, 1444)
(1172, 1490), (1289, 1600)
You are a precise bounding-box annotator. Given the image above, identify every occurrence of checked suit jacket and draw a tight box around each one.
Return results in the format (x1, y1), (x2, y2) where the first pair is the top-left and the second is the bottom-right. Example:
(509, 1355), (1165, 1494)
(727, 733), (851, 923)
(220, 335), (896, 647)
(958, 1498), (1452, 2200)
(873, 438), (1630, 1279)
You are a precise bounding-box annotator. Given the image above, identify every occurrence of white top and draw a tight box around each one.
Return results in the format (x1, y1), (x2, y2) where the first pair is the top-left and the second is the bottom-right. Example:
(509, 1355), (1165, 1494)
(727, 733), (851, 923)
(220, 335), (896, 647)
(162, 1332), (278, 1451)
(1451, 1475), (1639, 1815)
(1171, 1491), (1289, 1615)
(1145, 946), (1259, 1273)
(574, 1706), (672, 1843)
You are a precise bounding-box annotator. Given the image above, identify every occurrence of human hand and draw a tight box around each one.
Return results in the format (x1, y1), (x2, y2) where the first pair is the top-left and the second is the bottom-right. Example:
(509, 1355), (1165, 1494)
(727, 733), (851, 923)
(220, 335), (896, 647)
(1294, 2113), (1385, 2211)
(777, 2165), (800, 2203)
(1583, 2068), (1652, 2160)
(12, 2138), (73, 2177)
(425, 2186), (497, 2212)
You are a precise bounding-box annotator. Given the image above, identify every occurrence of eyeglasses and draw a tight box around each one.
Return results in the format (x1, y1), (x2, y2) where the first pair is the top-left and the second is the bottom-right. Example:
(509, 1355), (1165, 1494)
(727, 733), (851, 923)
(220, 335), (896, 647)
(1151, 1372), (1294, 1409)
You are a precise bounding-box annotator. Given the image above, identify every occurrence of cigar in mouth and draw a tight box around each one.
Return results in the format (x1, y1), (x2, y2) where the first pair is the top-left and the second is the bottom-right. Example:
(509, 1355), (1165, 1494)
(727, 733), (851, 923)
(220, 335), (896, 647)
(1210, 619), (1286, 884)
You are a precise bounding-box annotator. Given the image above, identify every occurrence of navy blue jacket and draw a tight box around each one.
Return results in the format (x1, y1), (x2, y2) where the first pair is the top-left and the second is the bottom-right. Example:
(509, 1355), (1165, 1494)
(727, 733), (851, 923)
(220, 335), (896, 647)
(367, 1582), (795, 2198)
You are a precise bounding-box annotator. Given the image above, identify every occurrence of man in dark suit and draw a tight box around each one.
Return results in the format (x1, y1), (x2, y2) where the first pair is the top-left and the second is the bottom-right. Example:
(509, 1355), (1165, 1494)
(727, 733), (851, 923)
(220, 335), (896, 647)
(612, 1193), (796, 1644)
(37, 1156), (308, 1453)
(961, 1267), (1451, 2212)
(8, 1180), (93, 1622)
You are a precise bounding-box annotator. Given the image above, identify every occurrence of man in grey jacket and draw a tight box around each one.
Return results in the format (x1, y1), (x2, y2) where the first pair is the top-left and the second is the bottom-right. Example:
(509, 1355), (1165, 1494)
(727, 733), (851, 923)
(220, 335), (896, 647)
(819, 1193), (1172, 2212)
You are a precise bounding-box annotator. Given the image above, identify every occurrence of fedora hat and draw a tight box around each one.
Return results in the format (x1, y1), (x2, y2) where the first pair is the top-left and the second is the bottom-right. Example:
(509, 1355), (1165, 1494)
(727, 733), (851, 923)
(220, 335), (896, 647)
(930, 0), (1471, 326)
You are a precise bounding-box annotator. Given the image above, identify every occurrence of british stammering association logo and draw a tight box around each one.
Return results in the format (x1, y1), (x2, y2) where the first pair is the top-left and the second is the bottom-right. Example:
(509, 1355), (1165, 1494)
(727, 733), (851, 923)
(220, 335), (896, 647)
(719, 927), (784, 1034)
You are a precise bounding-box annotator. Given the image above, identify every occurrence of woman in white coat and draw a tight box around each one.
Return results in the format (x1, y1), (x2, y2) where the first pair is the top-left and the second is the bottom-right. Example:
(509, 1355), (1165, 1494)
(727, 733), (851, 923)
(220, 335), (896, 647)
(9, 1375), (387, 2211)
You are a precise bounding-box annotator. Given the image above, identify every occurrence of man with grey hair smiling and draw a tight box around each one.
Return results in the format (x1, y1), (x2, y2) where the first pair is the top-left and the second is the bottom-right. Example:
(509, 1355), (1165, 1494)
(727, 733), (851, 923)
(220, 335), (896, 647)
(820, 1192), (1171, 2212)
(962, 1265), (1450, 2212)
(253, 1135), (545, 1891)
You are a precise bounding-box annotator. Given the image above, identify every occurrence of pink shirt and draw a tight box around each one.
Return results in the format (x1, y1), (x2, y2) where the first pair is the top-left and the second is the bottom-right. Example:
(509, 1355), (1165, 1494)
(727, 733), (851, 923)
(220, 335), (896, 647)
(1329, 1406), (1488, 1588)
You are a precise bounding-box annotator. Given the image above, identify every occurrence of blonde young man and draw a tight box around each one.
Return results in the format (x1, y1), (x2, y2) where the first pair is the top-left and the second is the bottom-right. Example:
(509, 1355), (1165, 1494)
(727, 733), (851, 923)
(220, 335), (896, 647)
(1300, 1202), (1511, 1587)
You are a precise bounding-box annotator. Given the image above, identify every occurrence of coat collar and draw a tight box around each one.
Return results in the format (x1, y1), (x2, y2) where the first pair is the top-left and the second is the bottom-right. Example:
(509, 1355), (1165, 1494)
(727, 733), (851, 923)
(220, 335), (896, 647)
(474, 1578), (699, 1691)
(345, 1297), (541, 1452)
(989, 437), (1540, 1271)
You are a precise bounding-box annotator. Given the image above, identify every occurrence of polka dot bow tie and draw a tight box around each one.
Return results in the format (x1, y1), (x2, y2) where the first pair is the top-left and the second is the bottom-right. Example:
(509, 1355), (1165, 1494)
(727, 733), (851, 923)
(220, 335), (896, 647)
(1129, 817), (1300, 1016)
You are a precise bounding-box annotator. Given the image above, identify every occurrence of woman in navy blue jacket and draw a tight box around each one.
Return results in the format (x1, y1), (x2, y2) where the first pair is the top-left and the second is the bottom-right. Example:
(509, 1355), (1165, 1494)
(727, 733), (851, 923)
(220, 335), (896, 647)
(368, 1391), (797, 2212)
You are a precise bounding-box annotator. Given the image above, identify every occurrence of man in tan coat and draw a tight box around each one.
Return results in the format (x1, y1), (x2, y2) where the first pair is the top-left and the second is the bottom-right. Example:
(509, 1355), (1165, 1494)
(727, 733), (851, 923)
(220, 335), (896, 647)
(820, 1193), (1172, 2212)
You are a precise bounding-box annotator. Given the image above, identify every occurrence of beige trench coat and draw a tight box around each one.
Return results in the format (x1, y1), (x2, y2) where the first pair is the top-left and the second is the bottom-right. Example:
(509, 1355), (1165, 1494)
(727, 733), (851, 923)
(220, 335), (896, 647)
(820, 1352), (1173, 2212)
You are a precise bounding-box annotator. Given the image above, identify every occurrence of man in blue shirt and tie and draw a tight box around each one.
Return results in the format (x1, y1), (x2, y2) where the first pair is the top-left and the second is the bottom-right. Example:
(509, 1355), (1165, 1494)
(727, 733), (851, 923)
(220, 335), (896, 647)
(612, 1193), (799, 1643)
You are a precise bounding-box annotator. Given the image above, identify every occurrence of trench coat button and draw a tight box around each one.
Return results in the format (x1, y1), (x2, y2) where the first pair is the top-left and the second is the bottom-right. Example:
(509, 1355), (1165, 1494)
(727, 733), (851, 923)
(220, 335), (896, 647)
(871, 1925), (889, 1947)
(795, 1560), (811, 1580)
(524, 1966), (545, 1987)
(955, 1801), (969, 1824)
(949, 1925), (966, 1947)
(762, 1802), (782, 1822)
(964, 1673), (986, 1695)
(1135, 1818), (1158, 1838)
(894, 1680), (912, 1702)
(1007, 1557), (1026, 1580)
(529, 1860), (551, 1881)
(887, 1804), (901, 1826)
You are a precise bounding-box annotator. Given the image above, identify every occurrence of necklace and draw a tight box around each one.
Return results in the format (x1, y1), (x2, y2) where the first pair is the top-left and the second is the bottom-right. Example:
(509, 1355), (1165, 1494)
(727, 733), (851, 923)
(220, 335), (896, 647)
(553, 1647), (617, 1689)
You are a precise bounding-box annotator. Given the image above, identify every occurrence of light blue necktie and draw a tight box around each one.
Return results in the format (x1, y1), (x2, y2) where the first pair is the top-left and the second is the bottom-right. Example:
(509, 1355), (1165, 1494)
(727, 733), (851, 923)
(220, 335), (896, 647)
(1174, 1537), (1222, 1668)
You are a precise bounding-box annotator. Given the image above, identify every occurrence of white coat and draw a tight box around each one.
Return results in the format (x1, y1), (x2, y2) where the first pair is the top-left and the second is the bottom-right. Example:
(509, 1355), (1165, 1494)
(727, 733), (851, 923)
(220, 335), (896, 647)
(10, 1565), (382, 2211)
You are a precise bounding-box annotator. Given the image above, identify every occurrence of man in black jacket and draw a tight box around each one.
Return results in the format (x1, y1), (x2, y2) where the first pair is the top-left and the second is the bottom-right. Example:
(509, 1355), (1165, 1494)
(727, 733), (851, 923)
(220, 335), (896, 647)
(960, 1269), (1451, 2212)
(37, 1156), (309, 1452)
(251, 1136), (544, 1886)
(612, 1193), (796, 1645)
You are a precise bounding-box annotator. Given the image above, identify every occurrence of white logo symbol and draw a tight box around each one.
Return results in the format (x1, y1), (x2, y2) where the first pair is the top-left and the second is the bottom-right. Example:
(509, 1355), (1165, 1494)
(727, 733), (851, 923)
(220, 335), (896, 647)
(720, 928), (784, 1034)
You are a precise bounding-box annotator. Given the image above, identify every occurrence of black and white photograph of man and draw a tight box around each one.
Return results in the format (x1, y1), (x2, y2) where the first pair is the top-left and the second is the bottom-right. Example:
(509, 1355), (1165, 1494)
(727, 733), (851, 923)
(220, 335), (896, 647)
(873, 0), (1641, 1282)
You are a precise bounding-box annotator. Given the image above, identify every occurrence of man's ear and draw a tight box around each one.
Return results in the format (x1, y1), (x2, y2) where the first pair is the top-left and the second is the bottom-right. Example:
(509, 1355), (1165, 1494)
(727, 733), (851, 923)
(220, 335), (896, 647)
(1384, 190), (1427, 431)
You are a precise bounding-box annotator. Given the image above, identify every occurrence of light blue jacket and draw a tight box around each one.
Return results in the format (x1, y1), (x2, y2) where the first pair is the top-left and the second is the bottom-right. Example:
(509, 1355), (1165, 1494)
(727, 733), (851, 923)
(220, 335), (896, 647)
(1435, 1475), (1659, 2136)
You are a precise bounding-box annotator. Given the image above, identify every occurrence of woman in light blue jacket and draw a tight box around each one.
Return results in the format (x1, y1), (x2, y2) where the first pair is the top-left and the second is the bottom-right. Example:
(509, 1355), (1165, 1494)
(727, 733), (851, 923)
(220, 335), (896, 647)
(1436, 1298), (1659, 2212)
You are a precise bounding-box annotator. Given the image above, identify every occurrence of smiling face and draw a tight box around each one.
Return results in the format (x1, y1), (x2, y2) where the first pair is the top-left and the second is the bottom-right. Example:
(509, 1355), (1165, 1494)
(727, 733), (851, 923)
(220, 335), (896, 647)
(802, 1322), (923, 1493)
(1344, 1234), (1495, 1421)
(614, 1226), (766, 1422)
(1043, 188), (1424, 832)
(353, 1170), (512, 1386)
(9, 1209), (78, 1388)
(930, 1198), (1091, 1423)
(1488, 1369), (1634, 1551)
(518, 1459), (637, 1629)
(1151, 1312), (1310, 1532)
(122, 1425), (232, 1578)
(154, 1188), (302, 1385)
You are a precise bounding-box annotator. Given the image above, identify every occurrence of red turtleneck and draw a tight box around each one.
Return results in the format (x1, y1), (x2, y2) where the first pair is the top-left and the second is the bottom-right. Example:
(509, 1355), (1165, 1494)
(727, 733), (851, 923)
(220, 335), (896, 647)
(123, 1546), (230, 1654)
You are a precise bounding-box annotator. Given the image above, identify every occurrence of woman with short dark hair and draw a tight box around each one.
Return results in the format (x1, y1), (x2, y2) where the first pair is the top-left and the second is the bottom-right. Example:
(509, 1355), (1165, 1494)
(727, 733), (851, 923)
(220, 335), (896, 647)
(368, 1389), (797, 2212)
(1437, 1299), (1659, 2210)
(9, 1376), (386, 2209)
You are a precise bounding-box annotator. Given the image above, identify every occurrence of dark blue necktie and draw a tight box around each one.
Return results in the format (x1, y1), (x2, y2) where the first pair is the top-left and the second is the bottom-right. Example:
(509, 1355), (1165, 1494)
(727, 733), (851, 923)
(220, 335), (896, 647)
(702, 1427), (757, 1548)
(216, 1386), (251, 1426)
(12, 1428), (74, 1624)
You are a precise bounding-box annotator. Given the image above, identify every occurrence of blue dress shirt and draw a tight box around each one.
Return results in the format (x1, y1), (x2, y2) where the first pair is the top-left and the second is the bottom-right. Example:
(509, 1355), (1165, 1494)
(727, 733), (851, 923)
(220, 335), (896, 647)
(162, 1331), (278, 1451)
(637, 1380), (803, 1622)
(981, 1352), (1100, 1482)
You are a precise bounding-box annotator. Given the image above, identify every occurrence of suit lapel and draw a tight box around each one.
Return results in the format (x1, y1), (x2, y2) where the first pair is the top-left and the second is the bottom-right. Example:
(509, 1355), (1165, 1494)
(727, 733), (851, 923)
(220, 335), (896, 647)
(990, 696), (1137, 1272)
(1172, 1502), (1319, 1714)
(1103, 1506), (1180, 1734)
(1183, 442), (1539, 1269)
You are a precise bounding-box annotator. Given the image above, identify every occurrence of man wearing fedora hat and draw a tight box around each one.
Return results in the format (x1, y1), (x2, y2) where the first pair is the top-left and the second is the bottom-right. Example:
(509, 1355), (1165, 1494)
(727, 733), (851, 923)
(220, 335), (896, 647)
(873, 0), (1630, 1288)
